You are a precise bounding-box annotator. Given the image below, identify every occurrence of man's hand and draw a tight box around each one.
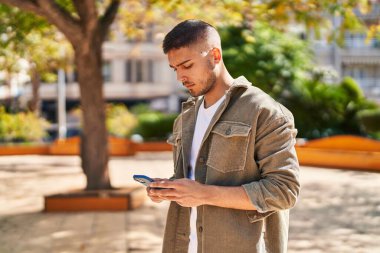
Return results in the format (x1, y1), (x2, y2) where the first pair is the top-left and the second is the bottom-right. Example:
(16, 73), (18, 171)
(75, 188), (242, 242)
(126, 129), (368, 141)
(148, 178), (208, 207)
(146, 178), (167, 203)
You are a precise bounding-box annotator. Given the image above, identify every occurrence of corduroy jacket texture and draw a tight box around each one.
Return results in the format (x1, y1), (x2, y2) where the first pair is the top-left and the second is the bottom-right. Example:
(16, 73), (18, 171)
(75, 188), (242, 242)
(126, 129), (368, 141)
(163, 76), (300, 253)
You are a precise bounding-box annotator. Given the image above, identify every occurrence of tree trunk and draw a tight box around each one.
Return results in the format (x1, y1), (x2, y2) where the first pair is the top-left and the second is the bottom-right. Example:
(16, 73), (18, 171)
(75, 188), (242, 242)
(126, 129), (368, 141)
(0, 0), (120, 191)
(29, 65), (41, 115)
(75, 37), (111, 190)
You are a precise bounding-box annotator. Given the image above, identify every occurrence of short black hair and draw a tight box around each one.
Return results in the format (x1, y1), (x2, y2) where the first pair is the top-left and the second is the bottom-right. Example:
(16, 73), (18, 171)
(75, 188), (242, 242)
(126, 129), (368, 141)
(162, 19), (215, 54)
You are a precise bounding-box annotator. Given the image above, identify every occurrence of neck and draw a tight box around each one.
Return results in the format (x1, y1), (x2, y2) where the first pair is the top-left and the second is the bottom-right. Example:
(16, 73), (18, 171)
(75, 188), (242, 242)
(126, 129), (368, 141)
(204, 68), (234, 108)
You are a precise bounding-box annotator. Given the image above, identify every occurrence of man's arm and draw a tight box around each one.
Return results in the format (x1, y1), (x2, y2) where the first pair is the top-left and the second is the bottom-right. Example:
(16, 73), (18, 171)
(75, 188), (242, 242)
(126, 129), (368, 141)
(148, 178), (257, 210)
(243, 109), (300, 213)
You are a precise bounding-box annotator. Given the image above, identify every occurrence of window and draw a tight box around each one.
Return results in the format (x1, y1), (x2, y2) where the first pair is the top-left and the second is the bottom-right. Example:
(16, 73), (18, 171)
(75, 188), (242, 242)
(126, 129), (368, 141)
(125, 59), (154, 83)
(102, 61), (112, 82)
(126, 59), (132, 82)
(136, 60), (143, 82)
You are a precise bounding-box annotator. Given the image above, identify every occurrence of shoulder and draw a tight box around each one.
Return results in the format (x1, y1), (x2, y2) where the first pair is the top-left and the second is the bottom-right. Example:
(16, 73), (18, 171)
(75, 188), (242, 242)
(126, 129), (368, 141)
(236, 85), (294, 123)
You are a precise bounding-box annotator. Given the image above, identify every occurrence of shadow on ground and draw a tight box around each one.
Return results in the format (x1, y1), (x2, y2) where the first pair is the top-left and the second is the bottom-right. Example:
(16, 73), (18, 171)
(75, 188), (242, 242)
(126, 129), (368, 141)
(289, 168), (380, 253)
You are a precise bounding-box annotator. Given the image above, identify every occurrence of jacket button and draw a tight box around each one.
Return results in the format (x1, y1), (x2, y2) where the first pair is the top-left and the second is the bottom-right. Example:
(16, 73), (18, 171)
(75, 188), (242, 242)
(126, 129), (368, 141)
(199, 157), (205, 163)
(198, 226), (203, 233)
(225, 128), (231, 135)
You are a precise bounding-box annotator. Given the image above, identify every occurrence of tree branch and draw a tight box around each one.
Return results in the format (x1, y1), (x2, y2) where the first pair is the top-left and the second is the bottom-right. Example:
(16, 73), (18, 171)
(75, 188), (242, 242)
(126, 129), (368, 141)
(0, 0), (44, 16)
(34, 0), (82, 44)
(0, 0), (83, 44)
(99, 0), (120, 42)
(72, 0), (98, 36)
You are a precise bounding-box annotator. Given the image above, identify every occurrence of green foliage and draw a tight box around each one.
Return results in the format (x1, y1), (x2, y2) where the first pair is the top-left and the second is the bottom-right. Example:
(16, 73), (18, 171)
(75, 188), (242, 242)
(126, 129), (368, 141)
(220, 23), (311, 98)
(41, 72), (58, 83)
(285, 76), (379, 139)
(220, 24), (378, 139)
(340, 76), (364, 101)
(69, 104), (138, 138)
(129, 103), (178, 141)
(0, 4), (49, 48)
(0, 107), (50, 143)
(129, 103), (152, 115)
(357, 109), (380, 133)
(106, 104), (138, 137)
(0, 3), (72, 78)
(133, 112), (178, 141)
(118, 0), (370, 42)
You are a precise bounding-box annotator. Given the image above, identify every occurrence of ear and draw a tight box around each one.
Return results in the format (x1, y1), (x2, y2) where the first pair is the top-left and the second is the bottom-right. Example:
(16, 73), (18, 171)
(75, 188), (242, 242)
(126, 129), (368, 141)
(211, 48), (222, 64)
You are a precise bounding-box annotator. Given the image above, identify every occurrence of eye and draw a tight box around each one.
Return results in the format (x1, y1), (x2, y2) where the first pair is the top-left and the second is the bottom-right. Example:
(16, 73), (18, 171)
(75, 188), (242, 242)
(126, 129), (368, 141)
(183, 64), (193, 69)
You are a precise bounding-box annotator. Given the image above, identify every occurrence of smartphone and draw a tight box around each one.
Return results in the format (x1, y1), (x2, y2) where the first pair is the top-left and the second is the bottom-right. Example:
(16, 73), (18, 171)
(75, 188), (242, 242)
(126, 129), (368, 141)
(133, 174), (155, 187)
(133, 174), (167, 190)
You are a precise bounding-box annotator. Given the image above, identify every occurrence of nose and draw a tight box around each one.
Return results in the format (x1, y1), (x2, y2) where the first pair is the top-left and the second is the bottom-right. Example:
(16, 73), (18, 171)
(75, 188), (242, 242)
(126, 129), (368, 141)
(176, 69), (187, 83)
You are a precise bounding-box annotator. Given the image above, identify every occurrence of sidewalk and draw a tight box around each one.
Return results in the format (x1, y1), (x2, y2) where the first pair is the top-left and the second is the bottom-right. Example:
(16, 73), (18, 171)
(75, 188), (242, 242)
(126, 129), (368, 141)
(0, 153), (379, 253)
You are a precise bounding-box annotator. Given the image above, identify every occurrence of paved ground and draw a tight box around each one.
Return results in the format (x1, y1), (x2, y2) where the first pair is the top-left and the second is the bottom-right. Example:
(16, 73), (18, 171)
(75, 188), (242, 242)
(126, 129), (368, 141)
(0, 152), (379, 253)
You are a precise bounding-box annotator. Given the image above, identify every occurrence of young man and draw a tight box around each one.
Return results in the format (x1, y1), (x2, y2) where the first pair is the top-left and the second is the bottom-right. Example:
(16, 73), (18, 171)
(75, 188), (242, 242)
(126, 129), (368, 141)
(147, 19), (300, 253)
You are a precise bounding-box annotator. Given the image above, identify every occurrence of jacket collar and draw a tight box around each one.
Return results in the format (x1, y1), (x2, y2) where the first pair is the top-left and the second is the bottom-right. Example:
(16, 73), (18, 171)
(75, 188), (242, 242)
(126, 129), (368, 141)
(182, 76), (251, 110)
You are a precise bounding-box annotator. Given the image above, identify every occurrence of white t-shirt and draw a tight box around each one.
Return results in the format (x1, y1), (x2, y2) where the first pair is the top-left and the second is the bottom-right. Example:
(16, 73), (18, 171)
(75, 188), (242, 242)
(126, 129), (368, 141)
(188, 95), (226, 253)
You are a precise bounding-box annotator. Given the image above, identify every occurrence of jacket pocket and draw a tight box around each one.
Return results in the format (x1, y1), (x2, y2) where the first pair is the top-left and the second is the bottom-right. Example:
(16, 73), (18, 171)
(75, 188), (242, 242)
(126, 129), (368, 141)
(206, 121), (251, 173)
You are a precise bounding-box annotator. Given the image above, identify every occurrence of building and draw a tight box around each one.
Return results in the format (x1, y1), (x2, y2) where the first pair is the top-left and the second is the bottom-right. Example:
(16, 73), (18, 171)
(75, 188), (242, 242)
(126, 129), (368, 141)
(20, 39), (184, 118)
(313, 4), (380, 103)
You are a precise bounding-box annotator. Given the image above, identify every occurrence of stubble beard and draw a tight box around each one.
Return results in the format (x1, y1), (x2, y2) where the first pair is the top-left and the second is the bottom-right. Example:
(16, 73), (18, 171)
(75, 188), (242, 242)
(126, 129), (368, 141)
(196, 73), (216, 97)
(189, 61), (217, 97)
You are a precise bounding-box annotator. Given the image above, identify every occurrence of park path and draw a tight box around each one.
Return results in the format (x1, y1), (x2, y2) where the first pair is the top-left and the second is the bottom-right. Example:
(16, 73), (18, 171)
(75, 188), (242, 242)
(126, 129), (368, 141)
(0, 153), (379, 252)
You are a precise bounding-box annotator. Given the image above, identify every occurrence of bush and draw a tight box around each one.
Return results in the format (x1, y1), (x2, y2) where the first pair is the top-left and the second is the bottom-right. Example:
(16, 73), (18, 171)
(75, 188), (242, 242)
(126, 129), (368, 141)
(133, 112), (178, 141)
(68, 104), (138, 138)
(0, 107), (50, 143)
(130, 103), (152, 115)
(285, 76), (379, 139)
(340, 76), (364, 101)
(357, 109), (380, 133)
(106, 104), (138, 138)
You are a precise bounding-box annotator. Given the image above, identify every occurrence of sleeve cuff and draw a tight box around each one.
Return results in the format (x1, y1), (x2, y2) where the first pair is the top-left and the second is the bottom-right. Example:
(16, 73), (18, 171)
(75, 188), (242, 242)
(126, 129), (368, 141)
(242, 183), (268, 213)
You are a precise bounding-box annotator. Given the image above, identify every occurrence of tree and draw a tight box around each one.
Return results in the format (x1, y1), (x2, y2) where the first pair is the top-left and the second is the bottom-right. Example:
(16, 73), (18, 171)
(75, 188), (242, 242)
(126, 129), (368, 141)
(0, 0), (373, 191)
(0, 0), (120, 190)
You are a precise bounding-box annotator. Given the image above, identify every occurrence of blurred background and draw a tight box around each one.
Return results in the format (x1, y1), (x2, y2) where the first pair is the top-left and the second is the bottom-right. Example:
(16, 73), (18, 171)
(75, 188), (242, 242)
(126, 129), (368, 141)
(0, 0), (379, 142)
(0, 1), (380, 253)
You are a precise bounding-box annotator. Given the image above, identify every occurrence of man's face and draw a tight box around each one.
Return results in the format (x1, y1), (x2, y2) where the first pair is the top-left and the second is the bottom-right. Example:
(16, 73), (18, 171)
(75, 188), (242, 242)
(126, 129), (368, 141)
(168, 46), (216, 97)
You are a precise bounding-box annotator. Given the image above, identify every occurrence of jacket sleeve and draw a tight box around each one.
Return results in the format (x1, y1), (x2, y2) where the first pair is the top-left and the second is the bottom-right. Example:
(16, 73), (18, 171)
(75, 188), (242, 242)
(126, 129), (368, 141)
(242, 107), (300, 213)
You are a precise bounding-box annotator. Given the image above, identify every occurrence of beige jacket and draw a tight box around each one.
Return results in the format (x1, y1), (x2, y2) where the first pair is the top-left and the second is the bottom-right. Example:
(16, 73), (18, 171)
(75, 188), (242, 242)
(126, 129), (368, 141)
(164, 76), (300, 253)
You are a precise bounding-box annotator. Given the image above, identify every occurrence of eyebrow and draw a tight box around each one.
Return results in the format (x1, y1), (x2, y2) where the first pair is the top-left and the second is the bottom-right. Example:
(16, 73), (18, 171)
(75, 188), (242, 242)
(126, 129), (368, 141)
(169, 59), (192, 69)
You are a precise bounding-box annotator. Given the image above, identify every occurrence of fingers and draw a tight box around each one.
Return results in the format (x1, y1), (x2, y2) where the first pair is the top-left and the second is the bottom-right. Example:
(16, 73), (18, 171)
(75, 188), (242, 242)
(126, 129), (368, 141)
(150, 197), (163, 203)
(150, 179), (177, 189)
(152, 178), (165, 181)
(147, 187), (163, 203)
(149, 188), (178, 197)
(147, 186), (178, 202)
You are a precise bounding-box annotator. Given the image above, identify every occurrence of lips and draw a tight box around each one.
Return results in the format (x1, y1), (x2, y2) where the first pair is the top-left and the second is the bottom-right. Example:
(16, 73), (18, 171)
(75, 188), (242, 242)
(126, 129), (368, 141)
(183, 82), (195, 88)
